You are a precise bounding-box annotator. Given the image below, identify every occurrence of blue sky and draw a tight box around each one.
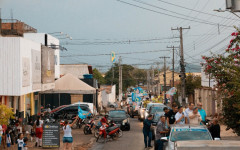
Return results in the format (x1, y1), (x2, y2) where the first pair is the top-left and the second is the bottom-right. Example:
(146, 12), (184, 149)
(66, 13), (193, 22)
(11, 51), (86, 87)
(1, 0), (238, 72)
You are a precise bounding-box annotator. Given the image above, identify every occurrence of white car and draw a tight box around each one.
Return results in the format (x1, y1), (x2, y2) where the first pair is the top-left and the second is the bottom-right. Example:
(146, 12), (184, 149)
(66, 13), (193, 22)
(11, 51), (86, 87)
(138, 102), (146, 121)
(144, 103), (164, 119)
(71, 102), (97, 116)
(157, 124), (213, 150)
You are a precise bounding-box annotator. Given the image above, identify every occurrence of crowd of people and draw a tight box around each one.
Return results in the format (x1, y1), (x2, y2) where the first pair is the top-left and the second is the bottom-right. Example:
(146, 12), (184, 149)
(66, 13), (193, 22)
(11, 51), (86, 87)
(142, 101), (221, 150)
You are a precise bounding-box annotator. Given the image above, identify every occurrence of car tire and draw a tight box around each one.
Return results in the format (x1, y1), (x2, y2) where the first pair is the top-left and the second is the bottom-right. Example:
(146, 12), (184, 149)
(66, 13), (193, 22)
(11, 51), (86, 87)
(125, 124), (130, 131)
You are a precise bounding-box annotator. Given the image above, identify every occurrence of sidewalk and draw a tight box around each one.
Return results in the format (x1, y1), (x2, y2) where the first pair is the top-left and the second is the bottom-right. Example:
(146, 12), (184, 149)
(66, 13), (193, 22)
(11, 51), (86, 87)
(220, 124), (240, 141)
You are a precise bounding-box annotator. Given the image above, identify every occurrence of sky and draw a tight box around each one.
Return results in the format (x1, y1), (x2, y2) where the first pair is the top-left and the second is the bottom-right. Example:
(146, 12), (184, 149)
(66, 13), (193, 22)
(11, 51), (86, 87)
(0, 0), (238, 72)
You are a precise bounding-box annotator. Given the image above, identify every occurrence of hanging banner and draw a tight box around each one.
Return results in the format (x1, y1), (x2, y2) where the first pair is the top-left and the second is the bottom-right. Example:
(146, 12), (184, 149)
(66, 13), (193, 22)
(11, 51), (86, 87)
(111, 51), (116, 63)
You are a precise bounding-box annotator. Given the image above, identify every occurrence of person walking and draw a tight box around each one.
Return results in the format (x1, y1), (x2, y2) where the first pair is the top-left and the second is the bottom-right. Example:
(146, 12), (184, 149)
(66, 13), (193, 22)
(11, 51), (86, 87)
(34, 116), (43, 147)
(166, 105), (178, 125)
(155, 116), (169, 150)
(184, 102), (194, 124)
(208, 119), (221, 139)
(143, 115), (153, 149)
(188, 107), (202, 125)
(175, 106), (185, 124)
(63, 116), (79, 150)
(197, 102), (207, 124)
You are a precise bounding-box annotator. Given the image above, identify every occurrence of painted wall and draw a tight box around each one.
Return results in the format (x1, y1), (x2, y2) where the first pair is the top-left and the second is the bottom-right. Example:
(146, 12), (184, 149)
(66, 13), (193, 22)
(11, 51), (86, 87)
(60, 64), (89, 79)
(0, 37), (41, 96)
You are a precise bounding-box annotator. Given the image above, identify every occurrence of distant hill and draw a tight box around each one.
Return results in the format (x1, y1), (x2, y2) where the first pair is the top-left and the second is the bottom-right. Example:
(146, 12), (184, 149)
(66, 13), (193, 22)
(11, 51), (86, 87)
(185, 64), (201, 73)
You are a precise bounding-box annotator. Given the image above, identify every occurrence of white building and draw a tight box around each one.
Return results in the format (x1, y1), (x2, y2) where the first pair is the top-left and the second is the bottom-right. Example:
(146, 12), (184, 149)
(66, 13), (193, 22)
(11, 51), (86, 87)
(100, 85), (116, 107)
(201, 66), (216, 88)
(24, 33), (60, 79)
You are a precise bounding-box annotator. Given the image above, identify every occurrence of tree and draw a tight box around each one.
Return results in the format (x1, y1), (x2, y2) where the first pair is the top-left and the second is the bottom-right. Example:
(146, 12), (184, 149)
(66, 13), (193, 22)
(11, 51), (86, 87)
(185, 74), (201, 96)
(104, 64), (136, 94)
(131, 68), (147, 86)
(202, 29), (240, 135)
(93, 68), (105, 84)
(0, 105), (14, 125)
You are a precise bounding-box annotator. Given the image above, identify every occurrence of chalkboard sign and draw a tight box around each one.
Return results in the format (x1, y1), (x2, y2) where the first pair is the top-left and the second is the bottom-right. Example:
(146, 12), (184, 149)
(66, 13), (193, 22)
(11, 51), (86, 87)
(42, 123), (60, 148)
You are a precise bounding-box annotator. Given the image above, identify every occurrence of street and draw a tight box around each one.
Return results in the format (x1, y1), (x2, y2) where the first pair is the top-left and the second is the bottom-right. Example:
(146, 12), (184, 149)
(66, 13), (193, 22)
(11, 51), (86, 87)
(90, 117), (153, 150)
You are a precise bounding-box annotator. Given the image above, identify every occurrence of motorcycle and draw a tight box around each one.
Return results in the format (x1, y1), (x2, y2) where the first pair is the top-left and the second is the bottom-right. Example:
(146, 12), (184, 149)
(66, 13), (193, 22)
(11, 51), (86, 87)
(96, 123), (122, 143)
(72, 117), (85, 129)
(83, 119), (95, 135)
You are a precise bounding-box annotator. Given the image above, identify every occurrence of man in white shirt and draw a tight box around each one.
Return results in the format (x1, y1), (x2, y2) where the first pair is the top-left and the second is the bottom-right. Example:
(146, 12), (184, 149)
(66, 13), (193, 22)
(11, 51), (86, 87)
(175, 106), (185, 124)
(189, 107), (202, 125)
(184, 102), (194, 124)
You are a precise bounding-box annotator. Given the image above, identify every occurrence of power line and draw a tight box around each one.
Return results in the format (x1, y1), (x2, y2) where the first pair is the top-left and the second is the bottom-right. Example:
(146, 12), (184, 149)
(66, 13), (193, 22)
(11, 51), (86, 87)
(116, 0), (233, 27)
(156, 0), (240, 21)
(60, 49), (170, 57)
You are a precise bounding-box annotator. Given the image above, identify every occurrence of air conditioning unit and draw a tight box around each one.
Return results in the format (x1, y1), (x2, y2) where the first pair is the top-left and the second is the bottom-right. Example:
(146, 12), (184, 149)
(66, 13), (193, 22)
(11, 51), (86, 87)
(226, 0), (240, 12)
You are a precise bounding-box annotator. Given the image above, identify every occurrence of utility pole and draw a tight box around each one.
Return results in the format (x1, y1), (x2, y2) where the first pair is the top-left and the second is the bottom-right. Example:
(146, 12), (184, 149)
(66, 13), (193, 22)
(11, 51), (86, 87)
(171, 27), (190, 105)
(159, 56), (170, 104)
(119, 56), (122, 102)
(147, 70), (150, 92)
(151, 65), (155, 95)
(167, 46), (180, 87)
(156, 62), (160, 96)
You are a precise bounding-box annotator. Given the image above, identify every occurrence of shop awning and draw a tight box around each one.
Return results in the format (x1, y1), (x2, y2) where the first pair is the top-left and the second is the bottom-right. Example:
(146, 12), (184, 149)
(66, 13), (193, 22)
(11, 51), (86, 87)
(43, 73), (96, 94)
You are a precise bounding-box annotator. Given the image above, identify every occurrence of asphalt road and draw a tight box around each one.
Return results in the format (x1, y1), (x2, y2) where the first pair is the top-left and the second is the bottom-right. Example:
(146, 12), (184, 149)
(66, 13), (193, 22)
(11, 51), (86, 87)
(90, 117), (154, 150)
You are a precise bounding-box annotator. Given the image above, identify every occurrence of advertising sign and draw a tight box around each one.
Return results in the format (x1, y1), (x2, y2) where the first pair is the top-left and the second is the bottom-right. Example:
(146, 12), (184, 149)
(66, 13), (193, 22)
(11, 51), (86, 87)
(41, 46), (55, 84)
(22, 57), (30, 87)
(42, 123), (60, 148)
(32, 49), (41, 90)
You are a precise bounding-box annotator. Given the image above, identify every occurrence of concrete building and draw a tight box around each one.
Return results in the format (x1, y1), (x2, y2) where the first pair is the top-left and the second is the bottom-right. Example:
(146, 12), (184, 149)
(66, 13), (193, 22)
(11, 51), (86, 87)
(60, 64), (89, 79)
(0, 37), (41, 118)
(100, 85), (116, 107)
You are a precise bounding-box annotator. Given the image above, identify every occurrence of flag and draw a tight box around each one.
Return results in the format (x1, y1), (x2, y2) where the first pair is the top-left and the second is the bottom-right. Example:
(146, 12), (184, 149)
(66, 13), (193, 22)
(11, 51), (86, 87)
(78, 102), (91, 119)
(111, 51), (116, 63)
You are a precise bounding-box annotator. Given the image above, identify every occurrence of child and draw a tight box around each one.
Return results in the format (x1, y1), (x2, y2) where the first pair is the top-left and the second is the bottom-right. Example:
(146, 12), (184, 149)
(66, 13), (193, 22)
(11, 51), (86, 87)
(16, 133), (25, 150)
(6, 129), (11, 150)
(23, 137), (29, 150)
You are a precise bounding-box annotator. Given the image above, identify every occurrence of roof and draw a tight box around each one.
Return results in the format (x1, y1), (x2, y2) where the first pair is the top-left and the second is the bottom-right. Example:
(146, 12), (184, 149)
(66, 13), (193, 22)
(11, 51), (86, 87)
(60, 64), (89, 79)
(43, 73), (96, 94)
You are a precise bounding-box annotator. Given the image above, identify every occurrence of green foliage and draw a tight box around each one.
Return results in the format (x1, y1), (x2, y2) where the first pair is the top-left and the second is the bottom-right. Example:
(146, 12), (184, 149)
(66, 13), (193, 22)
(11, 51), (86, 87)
(131, 68), (147, 86)
(93, 68), (105, 84)
(0, 105), (15, 125)
(202, 29), (240, 135)
(104, 64), (137, 94)
(185, 74), (201, 96)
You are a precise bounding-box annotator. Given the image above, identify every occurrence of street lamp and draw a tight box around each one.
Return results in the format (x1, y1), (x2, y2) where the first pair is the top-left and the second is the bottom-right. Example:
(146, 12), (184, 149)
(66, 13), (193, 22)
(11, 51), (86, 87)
(48, 32), (64, 35)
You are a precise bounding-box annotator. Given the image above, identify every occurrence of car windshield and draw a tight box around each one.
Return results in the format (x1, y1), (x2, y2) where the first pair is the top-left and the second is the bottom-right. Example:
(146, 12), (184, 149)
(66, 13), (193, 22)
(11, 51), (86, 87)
(109, 111), (126, 118)
(170, 129), (212, 142)
(150, 107), (164, 113)
(153, 113), (163, 122)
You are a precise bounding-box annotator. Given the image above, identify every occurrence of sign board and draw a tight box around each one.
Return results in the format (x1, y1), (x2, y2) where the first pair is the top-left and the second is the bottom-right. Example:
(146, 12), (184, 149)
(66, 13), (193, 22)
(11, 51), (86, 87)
(22, 57), (30, 87)
(42, 123), (60, 149)
(41, 46), (55, 84)
(32, 49), (41, 90)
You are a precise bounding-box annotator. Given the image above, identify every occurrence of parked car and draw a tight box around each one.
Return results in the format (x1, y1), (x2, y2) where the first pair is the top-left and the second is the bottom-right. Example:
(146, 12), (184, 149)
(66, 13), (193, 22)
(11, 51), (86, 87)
(51, 105), (91, 120)
(154, 124), (213, 150)
(138, 102), (146, 121)
(108, 102), (118, 108)
(50, 105), (67, 113)
(144, 103), (164, 119)
(108, 110), (130, 131)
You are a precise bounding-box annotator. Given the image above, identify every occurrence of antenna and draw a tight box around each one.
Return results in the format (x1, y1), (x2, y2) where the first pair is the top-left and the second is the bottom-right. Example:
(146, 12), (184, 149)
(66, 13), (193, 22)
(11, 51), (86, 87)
(0, 8), (2, 35)
(10, 9), (13, 30)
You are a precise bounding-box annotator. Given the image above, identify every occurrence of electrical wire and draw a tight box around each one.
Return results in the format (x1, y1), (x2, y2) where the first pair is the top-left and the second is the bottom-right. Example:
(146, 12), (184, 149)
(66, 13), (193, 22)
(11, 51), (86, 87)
(116, 0), (232, 27)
